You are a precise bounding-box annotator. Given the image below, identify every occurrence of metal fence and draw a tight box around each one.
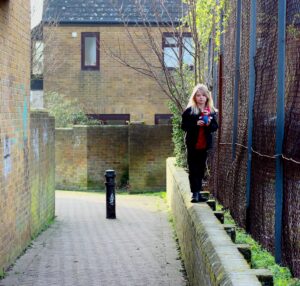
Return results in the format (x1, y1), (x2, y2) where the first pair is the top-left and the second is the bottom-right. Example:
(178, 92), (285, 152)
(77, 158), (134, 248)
(208, 0), (300, 277)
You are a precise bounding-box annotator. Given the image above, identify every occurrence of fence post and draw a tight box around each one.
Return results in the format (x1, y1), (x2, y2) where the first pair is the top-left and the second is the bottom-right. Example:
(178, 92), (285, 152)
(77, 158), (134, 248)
(208, 37), (212, 86)
(232, 0), (242, 160)
(213, 42), (219, 106)
(216, 9), (224, 199)
(246, 0), (257, 231)
(275, 0), (286, 264)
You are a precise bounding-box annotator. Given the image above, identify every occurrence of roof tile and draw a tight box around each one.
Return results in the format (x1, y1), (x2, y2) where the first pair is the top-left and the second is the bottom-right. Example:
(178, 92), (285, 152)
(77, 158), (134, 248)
(43, 0), (186, 24)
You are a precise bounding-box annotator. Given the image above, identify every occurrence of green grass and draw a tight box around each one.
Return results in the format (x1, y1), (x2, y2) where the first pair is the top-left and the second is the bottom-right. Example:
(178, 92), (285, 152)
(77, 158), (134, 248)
(0, 268), (5, 279)
(216, 203), (300, 286)
(128, 191), (167, 199)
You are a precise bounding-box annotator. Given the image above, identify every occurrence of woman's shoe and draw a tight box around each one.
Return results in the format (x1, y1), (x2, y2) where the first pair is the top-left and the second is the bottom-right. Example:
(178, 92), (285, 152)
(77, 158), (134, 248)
(191, 192), (199, 203)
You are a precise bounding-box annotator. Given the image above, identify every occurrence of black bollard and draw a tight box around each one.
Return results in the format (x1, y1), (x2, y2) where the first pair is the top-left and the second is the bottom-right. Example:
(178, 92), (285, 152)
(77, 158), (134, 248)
(105, 170), (116, 219)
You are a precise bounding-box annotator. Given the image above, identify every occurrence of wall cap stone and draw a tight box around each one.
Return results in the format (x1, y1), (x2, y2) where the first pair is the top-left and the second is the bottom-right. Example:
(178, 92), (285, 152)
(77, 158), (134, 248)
(128, 121), (145, 124)
(56, 128), (73, 131)
(31, 108), (47, 113)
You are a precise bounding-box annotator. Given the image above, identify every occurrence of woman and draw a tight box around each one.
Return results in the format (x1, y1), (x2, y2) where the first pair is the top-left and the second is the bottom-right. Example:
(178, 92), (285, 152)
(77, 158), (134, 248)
(181, 84), (218, 202)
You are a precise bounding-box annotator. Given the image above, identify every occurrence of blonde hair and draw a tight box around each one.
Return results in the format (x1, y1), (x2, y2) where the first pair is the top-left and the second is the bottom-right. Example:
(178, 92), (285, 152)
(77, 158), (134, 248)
(186, 84), (218, 115)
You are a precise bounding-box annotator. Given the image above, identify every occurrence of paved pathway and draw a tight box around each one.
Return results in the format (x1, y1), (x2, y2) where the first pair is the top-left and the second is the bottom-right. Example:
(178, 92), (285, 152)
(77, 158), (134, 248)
(0, 191), (187, 286)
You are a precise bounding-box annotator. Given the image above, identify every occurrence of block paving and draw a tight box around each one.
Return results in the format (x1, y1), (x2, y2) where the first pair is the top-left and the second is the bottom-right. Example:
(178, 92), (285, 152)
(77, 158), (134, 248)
(0, 191), (187, 286)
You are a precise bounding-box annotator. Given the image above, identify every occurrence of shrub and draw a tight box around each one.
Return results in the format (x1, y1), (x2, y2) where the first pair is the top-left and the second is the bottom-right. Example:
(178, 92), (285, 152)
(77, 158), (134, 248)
(169, 66), (195, 167)
(45, 92), (100, 127)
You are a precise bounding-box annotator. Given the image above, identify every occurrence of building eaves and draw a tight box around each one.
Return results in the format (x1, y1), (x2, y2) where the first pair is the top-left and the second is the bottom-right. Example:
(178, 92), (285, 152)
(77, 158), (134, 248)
(43, 0), (187, 26)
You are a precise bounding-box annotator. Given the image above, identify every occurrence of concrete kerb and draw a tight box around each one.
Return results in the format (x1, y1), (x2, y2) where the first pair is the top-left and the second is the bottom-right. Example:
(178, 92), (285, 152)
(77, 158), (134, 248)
(166, 157), (271, 286)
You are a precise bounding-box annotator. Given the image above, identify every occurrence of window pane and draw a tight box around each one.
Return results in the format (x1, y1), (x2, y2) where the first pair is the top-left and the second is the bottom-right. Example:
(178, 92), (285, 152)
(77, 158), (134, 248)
(33, 41), (44, 75)
(165, 36), (178, 46)
(85, 37), (97, 66)
(164, 47), (179, 68)
(155, 114), (172, 125)
(183, 37), (194, 66)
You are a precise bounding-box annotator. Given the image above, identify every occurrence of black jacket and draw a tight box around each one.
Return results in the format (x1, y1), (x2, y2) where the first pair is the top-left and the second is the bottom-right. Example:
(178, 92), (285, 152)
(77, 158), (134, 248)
(181, 107), (218, 150)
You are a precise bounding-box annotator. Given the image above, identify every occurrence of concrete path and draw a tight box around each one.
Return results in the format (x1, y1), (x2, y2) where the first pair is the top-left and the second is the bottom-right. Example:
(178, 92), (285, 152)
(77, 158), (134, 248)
(0, 191), (187, 286)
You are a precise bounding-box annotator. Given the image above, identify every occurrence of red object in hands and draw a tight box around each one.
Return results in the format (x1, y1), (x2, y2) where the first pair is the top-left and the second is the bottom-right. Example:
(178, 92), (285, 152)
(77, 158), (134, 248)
(195, 107), (210, 150)
(195, 127), (207, 150)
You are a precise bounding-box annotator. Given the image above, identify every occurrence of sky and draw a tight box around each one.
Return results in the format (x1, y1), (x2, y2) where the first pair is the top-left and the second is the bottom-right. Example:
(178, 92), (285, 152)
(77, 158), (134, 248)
(31, 0), (43, 28)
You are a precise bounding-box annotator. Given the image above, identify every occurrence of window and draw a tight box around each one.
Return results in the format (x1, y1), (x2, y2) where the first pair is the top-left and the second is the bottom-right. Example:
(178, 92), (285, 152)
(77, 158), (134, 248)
(81, 32), (99, 70)
(163, 32), (194, 69)
(32, 41), (44, 75)
(155, 114), (173, 125)
(88, 114), (130, 125)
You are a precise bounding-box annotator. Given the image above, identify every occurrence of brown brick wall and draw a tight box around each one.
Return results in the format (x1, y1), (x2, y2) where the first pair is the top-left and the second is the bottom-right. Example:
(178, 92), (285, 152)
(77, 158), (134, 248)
(87, 126), (128, 189)
(44, 26), (171, 124)
(56, 126), (128, 190)
(129, 124), (174, 191)
(0, 1), (55, 273)
(0, 0), (31, 272)
(0, 109), (55, 273)
(55, 125), (173, 192)
(30, 111), (55, 237)
(56, 126), (88, 190)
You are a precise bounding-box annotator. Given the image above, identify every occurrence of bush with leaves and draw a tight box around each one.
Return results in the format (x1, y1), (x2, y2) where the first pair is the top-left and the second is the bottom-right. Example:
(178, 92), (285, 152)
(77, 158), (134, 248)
(169, 66), (196, 168)
(45, 92), (100, 127)
(169, 102), (186, 168)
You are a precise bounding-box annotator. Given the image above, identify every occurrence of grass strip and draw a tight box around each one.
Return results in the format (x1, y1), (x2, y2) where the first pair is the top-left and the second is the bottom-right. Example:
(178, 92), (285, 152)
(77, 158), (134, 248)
(216, 203), (300, 286)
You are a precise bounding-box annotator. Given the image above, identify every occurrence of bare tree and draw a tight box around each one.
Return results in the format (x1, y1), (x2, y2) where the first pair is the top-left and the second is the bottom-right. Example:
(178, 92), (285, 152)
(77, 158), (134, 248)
(101, 0), (205, 112)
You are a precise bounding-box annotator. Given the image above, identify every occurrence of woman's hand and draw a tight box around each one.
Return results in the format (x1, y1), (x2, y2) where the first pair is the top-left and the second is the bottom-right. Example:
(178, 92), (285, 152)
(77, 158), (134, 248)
(197, 120), (206, 126)
(197, 116), (212, 126)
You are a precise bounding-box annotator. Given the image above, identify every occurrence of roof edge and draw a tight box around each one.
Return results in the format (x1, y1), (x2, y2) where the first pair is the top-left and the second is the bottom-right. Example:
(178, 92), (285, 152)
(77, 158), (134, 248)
(43, 20), (183, 27)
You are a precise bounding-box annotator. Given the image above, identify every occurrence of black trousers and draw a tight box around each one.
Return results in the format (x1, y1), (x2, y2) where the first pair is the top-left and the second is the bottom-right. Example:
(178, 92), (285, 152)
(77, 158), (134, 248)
(187, 148), (208, 193)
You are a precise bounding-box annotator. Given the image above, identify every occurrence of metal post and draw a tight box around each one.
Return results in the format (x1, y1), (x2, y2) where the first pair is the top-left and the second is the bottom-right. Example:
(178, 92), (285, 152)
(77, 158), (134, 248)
(220, 9), (224, 57)
(246, 0), (257, 231)
(217, 8), (225, 109)
(213, 42), (219, 106)
(208, 37), (212, 86)
(105, 170), (116, 219)
(232, 0), (242, 160)
(216, 9), (224, 198)
(275, 0), (286, 264)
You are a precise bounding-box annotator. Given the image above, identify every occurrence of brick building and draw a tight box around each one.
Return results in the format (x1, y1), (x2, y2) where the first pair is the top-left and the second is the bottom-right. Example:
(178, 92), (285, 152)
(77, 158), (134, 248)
(0, 1), (32, 271)
(0, 0), (55, 273)
(43, 0), (192, 125)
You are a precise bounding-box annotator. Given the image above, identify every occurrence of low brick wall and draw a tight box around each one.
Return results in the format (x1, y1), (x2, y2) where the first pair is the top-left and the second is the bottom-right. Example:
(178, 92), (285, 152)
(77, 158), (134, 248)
(166, 158), (262, 286)
(55, 124), (172, 192)
(87, 126), (128, 189)
(129, 124), (173, 191)
(0, 110), (55, 272)
(56, 126), (88, 190)
(56, 126), (128, 190)
(30, 111), (56, 237)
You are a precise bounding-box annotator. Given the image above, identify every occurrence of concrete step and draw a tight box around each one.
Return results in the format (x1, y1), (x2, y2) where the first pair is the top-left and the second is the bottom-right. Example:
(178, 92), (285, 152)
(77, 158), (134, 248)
(252, 269), (273, 286)
(236, 243), (251, 264)
(223, 224), (236, 243)
(213, 211), (224, 224)
(206, 199), (216, 211)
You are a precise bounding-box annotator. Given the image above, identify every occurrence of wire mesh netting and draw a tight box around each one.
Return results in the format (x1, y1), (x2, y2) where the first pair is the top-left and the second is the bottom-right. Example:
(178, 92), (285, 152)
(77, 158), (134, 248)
(250, 0), (279, 254)
(232, 0), (251, 227)
(211, 0), (236, 216)
(282, 0), (300, 277)
(208, 0), (300, 277)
